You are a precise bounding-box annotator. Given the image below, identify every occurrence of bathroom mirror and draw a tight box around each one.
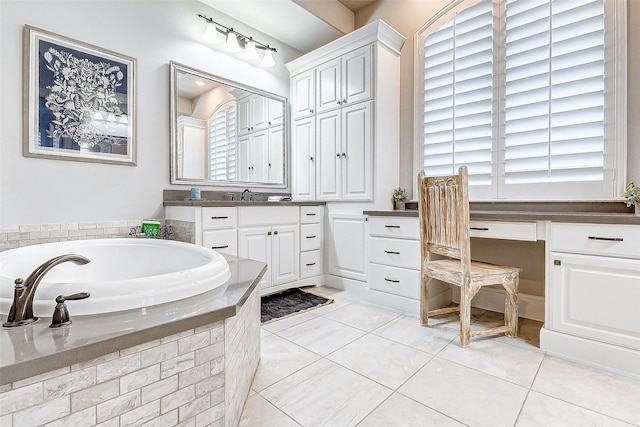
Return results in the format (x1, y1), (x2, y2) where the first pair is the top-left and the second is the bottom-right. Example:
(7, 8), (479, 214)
(170, 62), (287, 188)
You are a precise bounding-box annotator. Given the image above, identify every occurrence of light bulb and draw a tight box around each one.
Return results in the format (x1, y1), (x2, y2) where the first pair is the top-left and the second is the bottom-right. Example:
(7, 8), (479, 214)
(245, 40), (259, 60)
(202, 22), (220, 44)
(225, 31), (241, 53)
(262, 49), (276, 68)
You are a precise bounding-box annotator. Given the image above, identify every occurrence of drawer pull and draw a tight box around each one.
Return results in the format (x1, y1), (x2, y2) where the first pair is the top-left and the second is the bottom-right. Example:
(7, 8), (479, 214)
(385, 225), (400, 229)
(588, 236), (623, 242)
(384, 250), (400, 255)
(470, 227), (489, 231)
(211, 216), (229, 220)
(306, 213), (317, 216)
(306, 262), (316, 266)
(306, 235), (317, 239)
(385, 278), (400, 283)
(211, 245), (229, 249)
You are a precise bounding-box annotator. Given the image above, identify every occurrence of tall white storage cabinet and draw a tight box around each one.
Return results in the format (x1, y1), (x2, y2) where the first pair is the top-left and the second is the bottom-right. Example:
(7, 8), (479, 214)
(286, 20), (405, 205)
(287, 20), (405, 288)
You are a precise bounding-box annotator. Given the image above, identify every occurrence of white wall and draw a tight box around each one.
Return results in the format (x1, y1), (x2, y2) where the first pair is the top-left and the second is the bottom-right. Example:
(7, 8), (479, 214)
(0, 0), (298, 225)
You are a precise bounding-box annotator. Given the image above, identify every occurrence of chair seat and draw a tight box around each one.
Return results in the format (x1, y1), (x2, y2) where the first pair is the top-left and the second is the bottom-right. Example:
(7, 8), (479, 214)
(424, 259), (521, 286)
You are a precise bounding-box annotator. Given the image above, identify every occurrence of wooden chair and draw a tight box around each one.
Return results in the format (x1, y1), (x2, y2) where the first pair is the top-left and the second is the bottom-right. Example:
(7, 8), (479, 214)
(418, 166), (520, 347)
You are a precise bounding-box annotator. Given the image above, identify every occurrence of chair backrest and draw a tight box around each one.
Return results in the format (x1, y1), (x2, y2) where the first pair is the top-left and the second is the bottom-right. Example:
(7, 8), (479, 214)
(418, 166), (471, 266)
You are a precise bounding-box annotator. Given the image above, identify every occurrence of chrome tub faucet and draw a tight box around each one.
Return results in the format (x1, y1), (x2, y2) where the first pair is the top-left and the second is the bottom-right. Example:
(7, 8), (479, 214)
(3, 254), (90, 328)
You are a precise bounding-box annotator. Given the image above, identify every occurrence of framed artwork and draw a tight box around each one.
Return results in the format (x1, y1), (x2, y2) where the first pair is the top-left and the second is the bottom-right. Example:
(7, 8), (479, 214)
(23, 25), (137, 165)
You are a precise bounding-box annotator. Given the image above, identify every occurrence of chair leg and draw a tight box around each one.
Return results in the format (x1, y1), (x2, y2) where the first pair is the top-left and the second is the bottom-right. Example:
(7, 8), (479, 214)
(459, 283), (472, 348)
(504, 273), (519, 338)
(420, 273), (430, 326)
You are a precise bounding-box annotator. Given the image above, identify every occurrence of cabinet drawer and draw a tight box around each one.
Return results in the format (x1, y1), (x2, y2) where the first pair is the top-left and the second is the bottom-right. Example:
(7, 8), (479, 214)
(368, 263), (420, 300)
(202, 207), (237, 229)
(301, 250), (322, 278)
(301, 223), (322, 251)
(203, 229), (237, 256)
(301, 205), (324, 224)
(369, 236), (421, 270)
(469, 220), (537, 241)
(550, 223), (640, 258)
(238, 206), (299, 226)
(368, 217), (419, 240)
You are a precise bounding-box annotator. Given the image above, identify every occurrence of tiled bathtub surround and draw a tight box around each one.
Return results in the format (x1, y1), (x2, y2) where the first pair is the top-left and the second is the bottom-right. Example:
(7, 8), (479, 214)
(0, 220), (145, 251)
(165, 219), (196, 244)
(0, 285), (261, 427)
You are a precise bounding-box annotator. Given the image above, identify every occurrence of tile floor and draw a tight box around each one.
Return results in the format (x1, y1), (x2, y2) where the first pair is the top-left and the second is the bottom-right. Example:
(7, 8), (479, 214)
(239, 286), (640, 427)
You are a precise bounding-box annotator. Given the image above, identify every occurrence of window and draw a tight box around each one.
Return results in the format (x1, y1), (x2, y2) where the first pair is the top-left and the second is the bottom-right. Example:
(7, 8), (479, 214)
(209, 102), (237, 181)
(416, 0), (626, 200)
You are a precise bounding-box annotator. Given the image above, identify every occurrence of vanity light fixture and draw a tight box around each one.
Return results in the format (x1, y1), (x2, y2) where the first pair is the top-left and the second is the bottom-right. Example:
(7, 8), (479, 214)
(198, 14), (278, 68)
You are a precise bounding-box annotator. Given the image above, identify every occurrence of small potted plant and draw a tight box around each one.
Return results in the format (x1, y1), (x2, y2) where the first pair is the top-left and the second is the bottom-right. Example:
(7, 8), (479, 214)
(392, 187), (408, 210)
(623, 182), (640, 216)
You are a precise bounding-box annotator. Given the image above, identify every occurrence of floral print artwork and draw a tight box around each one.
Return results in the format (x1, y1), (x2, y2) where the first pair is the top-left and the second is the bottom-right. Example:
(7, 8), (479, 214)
(37, 39), (130, 154)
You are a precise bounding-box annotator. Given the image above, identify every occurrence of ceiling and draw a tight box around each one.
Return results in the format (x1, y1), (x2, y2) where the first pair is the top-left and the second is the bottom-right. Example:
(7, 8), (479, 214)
(199, 0), (379, 54)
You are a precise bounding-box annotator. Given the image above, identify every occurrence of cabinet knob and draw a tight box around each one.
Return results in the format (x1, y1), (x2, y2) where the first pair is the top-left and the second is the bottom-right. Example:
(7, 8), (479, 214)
(342, 153), (346, 157)
(336, 153), (340, 158)
(274, 230), (279, 235)
(309, 109), (314, 113)
(269, 163), (272, 167)
(310, 156), (314, 162)
(343, 99), (347, 104)
(267, 231), (272, 235)
(337, 101), (342, 105)
(268, 121), (271, 126)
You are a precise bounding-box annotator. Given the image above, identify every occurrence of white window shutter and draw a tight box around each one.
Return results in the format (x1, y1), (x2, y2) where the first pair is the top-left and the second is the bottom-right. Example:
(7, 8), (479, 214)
(209, 104), (237, 181)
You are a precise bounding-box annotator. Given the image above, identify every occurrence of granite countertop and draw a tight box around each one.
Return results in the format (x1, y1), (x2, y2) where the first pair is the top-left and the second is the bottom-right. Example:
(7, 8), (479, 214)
(364, 201), (640, 225)
(0, 256), (266, 385)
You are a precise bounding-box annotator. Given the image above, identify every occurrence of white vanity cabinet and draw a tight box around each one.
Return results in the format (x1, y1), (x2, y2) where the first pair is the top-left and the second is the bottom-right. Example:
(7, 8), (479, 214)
(316, 45), (372, 114)
(237, 206), (300, 290)
(286, 21), (404, 203)
(545, 223), (640, 352)
(367, 217), (421, 299)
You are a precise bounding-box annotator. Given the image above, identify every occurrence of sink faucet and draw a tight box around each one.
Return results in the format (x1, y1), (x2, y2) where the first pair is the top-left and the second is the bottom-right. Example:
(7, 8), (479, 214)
(3, 254), (90, 328)
(241, 188), (252, 201)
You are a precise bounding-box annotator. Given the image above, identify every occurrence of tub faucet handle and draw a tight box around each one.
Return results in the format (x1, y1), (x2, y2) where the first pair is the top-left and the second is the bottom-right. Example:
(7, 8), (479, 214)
(50, 292), (90, 328)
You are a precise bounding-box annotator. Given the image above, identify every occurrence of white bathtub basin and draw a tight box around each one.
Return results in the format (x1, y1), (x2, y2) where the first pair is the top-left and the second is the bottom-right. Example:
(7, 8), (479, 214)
(0, 239), (230, 316)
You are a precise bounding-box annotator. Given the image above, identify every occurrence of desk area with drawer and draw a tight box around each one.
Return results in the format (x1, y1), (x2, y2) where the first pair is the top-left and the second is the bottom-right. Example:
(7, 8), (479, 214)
(364, 202), (640, 376)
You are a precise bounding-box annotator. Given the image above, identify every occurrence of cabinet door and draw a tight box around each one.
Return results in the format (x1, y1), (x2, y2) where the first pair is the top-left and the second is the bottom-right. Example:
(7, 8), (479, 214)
(316, 57), (342, 114)
(342, 45), (372, 106)
(268, 98), (285, 126)
(341, 101), (372, 200)
(328, 214), (367, 281)
(252, 130), (269, 183)
(238, 134), (252, 181)
(268, 125), (284, 184)
(291, 69), (315, 120)
(292, 118), (316, 200)
(237, 97), (251, 135)
(316, 110), (341, 200)
(239, 227), (272, 288)
(252, 95), (269, 132)
(272, 225), (299, 286)
(549, 252), (640, 350)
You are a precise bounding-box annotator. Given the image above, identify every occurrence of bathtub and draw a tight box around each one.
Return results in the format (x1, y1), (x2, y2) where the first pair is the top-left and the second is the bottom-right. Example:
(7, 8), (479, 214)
(0, 238), (230, 316)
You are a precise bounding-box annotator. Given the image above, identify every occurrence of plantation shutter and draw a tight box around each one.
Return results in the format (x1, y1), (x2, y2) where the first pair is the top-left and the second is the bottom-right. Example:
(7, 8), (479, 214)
(502, 0), (607, 197)
(209, 104), (237, 180)
(423, 0), (494, 188)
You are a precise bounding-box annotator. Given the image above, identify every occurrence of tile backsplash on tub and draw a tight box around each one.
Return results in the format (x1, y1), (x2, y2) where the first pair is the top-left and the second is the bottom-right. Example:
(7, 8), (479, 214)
(0, 220), (146, 252)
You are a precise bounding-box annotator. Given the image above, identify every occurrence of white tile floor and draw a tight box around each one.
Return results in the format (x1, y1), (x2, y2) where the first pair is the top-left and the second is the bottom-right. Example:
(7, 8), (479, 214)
(240, 286), (640, 427)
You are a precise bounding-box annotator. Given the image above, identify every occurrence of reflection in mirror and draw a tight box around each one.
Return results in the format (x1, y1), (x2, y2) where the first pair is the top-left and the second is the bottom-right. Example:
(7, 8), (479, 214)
(170, 62), (287, 188)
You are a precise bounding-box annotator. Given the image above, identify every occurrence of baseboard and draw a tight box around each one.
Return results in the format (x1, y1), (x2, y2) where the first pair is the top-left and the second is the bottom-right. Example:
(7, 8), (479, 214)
(451, 285), (544, 322)
(540, 328), (640, 377)
(260, 275), (325, 296)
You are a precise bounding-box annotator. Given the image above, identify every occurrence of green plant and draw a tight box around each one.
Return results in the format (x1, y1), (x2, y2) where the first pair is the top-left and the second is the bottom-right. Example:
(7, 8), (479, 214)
(393, 187), (408, 203)
(624, 182), (640, 207)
